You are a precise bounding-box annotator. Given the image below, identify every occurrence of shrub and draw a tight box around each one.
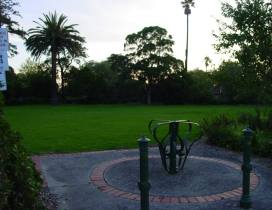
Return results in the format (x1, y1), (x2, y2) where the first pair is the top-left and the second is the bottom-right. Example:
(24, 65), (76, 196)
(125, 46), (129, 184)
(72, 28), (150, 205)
(252, 133), (272, 158)
(202, 114), (241, 150)
(238, 109), (262, 131)
(266, 111), (272, 130)
(262, 139), (272, 158)
(0, 94), (46, 210)
(238, 108), (272, 131)
(203, 112), (272, 158)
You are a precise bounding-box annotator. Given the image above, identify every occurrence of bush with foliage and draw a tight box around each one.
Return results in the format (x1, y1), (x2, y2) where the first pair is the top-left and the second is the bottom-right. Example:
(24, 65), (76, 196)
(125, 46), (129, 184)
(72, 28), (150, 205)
(0, 94), (46, 210)
(238, 109), (263, 131)
(202, 114), (241, 150)
(202, 110), (272, 158)
(239, 109), (272, 131)
(238, 109), (272, 157)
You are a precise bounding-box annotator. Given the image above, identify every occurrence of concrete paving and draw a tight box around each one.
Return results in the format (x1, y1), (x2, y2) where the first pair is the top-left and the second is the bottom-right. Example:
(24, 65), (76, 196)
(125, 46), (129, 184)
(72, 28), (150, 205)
(33, 141), (272, 210)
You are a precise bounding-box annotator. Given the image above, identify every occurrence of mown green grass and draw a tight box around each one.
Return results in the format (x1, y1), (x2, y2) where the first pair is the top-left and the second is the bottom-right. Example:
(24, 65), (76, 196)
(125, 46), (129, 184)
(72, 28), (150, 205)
(3, 104), (256, 154)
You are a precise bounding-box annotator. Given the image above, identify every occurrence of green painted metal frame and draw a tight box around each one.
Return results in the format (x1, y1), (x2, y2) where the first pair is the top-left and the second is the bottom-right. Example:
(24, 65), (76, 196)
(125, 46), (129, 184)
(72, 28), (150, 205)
(148, 120), (202, 174)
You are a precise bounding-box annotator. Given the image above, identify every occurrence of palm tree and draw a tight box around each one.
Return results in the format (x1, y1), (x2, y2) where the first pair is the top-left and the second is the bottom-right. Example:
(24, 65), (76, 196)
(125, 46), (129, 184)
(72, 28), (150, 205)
(181, 0), (195, 72)
(204, 56), (212, 72)
(25, 12), (85, 104)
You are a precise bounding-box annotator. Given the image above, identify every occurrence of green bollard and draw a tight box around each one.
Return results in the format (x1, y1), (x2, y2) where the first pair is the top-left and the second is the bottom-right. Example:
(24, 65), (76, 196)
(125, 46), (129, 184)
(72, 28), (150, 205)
(138, 136), (151, 210)
(240, 128), (254, 209)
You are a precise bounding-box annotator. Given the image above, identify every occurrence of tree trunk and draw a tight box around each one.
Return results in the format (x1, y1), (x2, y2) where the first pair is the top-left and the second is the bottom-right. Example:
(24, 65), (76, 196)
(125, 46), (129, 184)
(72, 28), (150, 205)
(60, 66), (64, 101)
(50, 48), (58, 105)
(58, 57), (65, 102)
(146, 86), (152, 105)
(185, 13), (189, 72)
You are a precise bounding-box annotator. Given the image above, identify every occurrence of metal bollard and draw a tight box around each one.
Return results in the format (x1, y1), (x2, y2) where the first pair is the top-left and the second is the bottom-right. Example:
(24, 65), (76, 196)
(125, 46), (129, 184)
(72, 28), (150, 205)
(138, 136), (151, 210)
(240, 128), (254, 209)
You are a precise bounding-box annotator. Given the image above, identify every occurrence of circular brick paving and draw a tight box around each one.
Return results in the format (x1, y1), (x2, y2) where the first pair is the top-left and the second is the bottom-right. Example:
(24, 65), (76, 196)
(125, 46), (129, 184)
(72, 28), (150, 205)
(90, 155), (259, 204)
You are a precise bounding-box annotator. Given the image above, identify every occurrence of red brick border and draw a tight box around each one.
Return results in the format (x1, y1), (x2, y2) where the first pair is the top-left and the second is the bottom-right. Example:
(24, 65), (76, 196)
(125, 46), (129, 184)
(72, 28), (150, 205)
(90, 155), (259, 204)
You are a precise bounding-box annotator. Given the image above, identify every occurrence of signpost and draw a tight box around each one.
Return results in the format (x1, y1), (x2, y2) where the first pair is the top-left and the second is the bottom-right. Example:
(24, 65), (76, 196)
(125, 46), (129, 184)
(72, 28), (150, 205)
(0, 28), (9, 91)
(0, 71), (7, 91)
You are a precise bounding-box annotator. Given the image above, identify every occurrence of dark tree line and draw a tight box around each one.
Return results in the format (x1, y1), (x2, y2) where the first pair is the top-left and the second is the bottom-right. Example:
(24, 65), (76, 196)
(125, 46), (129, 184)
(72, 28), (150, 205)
(2, 0), (272, 105)
(4, 57), (268, 105)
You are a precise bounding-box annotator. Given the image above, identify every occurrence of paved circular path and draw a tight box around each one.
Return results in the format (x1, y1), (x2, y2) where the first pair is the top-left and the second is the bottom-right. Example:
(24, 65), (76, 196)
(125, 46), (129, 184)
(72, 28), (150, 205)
(91, 155), (259, 204)
(32, 141), (272, 210)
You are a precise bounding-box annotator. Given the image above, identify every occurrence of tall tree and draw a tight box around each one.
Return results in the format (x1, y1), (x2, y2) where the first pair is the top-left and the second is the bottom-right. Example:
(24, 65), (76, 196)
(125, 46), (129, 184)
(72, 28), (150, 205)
(204, 56), (212, 71)
(214, 0), (272, 103)
(25, 12), (86, 104)
(124, 26), (184, 104)
(181, 0), (195, 72)
(0, 0), (25, 55)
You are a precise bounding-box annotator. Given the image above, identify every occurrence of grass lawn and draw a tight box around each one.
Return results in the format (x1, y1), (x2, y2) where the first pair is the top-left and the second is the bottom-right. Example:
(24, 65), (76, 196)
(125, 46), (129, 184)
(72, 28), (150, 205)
(3, 104), (256, 154)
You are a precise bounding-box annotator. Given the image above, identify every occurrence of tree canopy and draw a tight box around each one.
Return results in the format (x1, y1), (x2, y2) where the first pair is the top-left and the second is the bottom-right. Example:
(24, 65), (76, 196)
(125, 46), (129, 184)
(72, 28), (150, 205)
(0, 0), (25, 55)
(181, 0), (195, 15)
(124, 26), (184, 104)
(215, 0), (272, 103)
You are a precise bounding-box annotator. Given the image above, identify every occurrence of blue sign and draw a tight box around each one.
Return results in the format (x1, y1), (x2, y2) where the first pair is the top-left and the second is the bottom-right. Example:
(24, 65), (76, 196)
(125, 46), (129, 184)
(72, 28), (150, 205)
(0, 28), (8, 91)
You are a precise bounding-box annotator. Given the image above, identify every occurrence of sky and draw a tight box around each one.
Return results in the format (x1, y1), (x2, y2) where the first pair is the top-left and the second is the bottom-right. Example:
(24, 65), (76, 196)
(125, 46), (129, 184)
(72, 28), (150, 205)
(9, 0), (229, 71)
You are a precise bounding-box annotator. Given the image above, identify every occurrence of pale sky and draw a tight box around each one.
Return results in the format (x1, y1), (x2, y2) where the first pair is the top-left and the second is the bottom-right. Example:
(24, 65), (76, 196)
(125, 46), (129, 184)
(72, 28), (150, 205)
(9, 0), (229, 71)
